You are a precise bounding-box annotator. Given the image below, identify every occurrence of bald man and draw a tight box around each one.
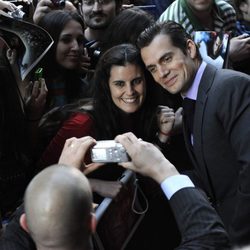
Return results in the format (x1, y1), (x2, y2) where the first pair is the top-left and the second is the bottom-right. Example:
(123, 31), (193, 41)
(19, 165), (96, 250)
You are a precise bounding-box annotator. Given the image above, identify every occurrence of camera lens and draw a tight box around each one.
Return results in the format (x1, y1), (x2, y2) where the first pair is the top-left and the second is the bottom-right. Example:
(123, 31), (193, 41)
(59, 0), (66, 7)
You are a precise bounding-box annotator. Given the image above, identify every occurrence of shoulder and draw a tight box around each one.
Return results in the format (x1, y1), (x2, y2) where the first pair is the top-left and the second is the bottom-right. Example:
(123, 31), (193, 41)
(158, 0), (181, 22)
(215, 0), (236, 18)
(63, 112), (94, 129)
(215, 68), (250, 86)
(210, 68), (249, 92)
(158, 0), (194, 35)
(200, 65), (250, 101)
(205, 67), (250, 108)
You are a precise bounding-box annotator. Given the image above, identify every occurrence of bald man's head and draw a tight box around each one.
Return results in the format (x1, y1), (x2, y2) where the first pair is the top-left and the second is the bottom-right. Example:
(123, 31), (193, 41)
(22, 165), (94, 250)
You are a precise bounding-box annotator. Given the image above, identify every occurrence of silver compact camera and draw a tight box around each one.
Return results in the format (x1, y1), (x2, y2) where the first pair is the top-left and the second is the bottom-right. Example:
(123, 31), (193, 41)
(91, 140), (130, 163)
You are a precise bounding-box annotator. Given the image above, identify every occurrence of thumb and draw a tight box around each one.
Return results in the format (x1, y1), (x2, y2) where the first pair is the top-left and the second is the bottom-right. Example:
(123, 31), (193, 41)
(175, 107), (183, 116)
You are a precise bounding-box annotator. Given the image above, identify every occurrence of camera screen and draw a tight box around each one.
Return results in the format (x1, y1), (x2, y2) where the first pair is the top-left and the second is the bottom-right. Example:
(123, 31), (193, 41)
(92, 148), (107, 161)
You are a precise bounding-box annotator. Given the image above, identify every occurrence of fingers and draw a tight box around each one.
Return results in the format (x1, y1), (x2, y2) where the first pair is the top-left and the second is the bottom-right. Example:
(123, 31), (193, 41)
(31, 80), (40, 97)
(59, 136), (97, 169)
(7, 2), (17, 11)
(28, 78), (47, 103)
(175, 107), (183, 116)
(36, 79), (48, 102)
(65, 0), (77, 11)
(115, 132), (142, 161)
(157, 106), (175, 132)
(66, 136), (96, 151)
(157, 106), (175, 122)
(115, 132), (138, 147)
(80, 53), (91, 72)
(6, 49), (17, 65)
(33, 0), (53, 23)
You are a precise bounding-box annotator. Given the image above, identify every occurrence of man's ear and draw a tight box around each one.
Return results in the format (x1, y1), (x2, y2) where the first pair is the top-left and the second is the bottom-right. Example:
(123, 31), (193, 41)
(20, 213), (29, 233)
(186, 39), (197, 59)
(90, 213), (97, 233)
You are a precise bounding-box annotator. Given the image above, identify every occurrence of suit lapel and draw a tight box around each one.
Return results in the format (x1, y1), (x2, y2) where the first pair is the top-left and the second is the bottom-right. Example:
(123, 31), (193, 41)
(193, 64), (217, 157)
(193, 64), (218, 198)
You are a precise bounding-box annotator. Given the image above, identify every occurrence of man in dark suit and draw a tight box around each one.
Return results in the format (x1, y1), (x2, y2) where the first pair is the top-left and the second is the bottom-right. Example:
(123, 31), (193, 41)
(137, 20), (250, 247)
(0, 135), (229, 249)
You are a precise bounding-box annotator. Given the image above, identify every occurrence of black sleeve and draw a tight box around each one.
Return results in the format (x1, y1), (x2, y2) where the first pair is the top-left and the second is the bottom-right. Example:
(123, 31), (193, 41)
(0, 204), (36, 250)
(169, 187), (230, 250)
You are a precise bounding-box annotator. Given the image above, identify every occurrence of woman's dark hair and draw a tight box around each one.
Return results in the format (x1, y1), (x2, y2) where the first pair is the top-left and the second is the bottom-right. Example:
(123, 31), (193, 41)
(92, 43), (158, 140)
(37, 10), (87, 109)
(101, 7), (154, 52)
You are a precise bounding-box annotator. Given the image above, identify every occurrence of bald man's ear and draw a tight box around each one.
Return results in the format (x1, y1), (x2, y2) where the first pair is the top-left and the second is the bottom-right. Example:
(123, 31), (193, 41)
(20, 213), (29, 233)
(90, 213), (97, 233)
(186, 39), (197, 59)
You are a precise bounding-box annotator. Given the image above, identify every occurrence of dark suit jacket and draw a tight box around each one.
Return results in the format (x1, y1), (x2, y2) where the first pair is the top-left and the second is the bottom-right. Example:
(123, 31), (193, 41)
(183, 63), (250, 245)
(170, 187), (229, 249)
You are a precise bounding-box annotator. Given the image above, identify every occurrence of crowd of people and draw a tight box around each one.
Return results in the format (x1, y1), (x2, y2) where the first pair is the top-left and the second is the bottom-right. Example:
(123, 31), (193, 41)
(0, 0), (250, 249)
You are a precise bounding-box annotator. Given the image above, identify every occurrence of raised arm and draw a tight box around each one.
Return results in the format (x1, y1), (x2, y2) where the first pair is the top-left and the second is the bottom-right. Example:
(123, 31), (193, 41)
(115, 132), (230, 249)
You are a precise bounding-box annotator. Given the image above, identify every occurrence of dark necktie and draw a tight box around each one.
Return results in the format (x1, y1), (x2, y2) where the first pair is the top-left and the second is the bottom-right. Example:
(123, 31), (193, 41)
(183, 98), (196, 135)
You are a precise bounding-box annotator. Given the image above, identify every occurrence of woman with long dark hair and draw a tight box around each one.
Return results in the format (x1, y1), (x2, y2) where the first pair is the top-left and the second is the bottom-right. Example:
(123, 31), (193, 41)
(37, 10), (92, 111)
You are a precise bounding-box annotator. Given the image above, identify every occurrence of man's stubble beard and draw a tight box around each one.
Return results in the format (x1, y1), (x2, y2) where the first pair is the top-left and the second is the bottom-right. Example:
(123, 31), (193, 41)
(85, 14), (112, 30)
(87, 22), (110, 30)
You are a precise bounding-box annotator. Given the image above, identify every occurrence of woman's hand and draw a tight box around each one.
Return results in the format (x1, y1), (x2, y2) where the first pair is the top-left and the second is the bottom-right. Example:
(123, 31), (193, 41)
(157, 105), (175, 143)
(25, 78), (48, 121)
(172, 107), (183, 134)
(79, 48), (91, 74)
(0, 0), (17, 11)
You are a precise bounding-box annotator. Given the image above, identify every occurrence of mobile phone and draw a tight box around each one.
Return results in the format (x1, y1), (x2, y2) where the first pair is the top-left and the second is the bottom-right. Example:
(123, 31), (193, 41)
(91, 140), (130, 163)
(34, 67), (43, 81)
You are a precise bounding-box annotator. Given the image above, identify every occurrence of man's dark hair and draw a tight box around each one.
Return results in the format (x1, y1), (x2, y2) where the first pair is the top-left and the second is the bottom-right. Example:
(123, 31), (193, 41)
(137, 21), (201, 60)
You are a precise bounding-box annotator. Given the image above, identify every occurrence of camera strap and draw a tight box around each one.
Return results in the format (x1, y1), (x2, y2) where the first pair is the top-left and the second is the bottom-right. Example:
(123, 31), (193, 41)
(131, 178), (148, 215)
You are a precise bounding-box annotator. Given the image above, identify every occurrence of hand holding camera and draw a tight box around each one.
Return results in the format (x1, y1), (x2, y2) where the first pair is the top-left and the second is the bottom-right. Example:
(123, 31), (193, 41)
(115, 133), (179, 184)
(8, 5), (26, 19)
(91, 140), (130, 163)
(33, 0), (76, 24)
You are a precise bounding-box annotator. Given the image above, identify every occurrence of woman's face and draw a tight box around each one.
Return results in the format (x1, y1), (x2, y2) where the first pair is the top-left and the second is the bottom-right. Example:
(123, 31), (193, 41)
(108, 63), (146, 113)
(56, 20), (84, 70)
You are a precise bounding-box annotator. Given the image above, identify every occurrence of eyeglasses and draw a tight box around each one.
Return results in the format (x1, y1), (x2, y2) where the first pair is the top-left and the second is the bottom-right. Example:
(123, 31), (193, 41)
(82, 0), (112, 5)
